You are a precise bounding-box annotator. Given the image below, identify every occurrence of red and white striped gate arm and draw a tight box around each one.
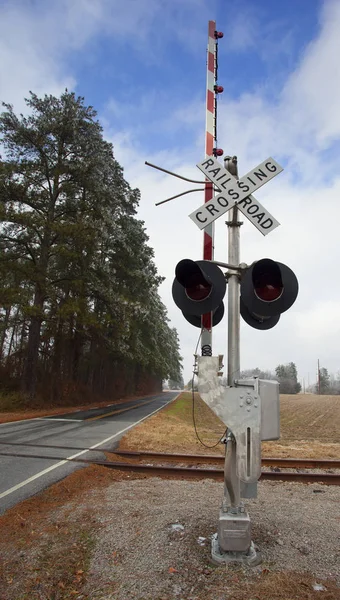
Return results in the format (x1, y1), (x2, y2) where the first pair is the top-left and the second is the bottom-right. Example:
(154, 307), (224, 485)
(201, 20), (223, 355)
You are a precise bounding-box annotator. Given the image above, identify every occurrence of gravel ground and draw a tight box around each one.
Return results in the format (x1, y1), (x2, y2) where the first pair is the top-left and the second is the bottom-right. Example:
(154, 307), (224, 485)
(81, 477), (340, 600)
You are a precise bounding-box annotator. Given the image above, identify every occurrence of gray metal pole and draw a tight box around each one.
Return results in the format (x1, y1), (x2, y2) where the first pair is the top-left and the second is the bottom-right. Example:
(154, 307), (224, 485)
(225, 156), (241, 386)
(224, 155), (242, 508)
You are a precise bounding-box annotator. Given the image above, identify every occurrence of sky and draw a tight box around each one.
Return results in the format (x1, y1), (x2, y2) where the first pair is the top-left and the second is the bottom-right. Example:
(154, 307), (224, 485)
(1, 0), (340, 388)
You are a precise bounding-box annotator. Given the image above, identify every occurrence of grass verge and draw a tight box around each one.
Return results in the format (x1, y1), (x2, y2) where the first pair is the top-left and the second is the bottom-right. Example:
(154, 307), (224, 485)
(118, 391), (226, 455)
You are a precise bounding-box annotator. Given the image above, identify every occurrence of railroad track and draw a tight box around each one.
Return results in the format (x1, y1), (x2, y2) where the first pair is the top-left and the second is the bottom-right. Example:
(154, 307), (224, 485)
(110, 450), (340, 486)
(114, 450), (340, 470)
(0, 445), (339, 485)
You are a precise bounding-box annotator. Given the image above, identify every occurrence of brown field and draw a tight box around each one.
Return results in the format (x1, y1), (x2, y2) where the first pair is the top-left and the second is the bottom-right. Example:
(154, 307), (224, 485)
(278, 394), (340, 442)
(119, 392), (340, 459)
(263, 393), (340, 458)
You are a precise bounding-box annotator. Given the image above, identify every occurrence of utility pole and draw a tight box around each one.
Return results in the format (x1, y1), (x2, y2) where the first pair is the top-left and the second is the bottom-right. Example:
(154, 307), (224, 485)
(318, 359), (321, 394)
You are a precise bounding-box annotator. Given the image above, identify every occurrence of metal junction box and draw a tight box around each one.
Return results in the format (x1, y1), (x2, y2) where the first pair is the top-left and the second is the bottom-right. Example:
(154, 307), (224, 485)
(217, 509), (251, 552)
(240, 379), (280, 441)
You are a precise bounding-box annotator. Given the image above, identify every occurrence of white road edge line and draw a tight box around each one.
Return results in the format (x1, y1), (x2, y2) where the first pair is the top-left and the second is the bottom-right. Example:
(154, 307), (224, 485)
(0, 393), (180, 500)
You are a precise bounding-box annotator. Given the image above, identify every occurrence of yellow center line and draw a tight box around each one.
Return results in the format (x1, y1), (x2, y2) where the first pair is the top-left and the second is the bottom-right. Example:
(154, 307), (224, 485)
(85, 398), (159, 422)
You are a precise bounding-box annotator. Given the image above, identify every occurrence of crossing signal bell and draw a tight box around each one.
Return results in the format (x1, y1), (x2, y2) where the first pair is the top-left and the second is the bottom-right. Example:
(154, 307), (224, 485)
(240, 258), (298, 330)
(172, 259), (226, 328)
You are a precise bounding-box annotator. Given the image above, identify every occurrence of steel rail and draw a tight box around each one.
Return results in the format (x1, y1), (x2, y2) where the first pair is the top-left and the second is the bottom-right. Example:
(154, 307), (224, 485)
(0, 450), (339, 485)
(114, 450), (340, 470)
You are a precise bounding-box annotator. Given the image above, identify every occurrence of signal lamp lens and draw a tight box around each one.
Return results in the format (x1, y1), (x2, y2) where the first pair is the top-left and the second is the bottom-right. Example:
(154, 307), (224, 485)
(255, 283), (283, 301)
(186, 281), (211, 301)
(252, 260), (283, 302)
(254, 273), (283, 301)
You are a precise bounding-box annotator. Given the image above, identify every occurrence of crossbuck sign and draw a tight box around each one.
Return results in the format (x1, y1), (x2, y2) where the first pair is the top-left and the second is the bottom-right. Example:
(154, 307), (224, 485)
(189, 156), (283, 236)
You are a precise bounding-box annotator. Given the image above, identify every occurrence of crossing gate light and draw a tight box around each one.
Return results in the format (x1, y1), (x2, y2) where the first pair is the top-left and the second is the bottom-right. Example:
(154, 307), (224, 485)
(172, 259), (226, 327)
(240, 258), (298, 330)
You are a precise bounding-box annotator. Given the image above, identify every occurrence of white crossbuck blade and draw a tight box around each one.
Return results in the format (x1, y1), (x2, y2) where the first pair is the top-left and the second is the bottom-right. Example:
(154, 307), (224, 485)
(189, 156), (283, 235)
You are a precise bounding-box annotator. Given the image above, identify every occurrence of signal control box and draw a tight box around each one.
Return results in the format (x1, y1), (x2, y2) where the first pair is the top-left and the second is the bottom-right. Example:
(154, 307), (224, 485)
(239, 378), (279, 441)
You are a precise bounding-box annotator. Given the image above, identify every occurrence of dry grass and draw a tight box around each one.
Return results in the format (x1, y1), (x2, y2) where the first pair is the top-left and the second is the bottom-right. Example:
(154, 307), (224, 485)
(118, 392), (226, 455)
(119, 392), (340, 459)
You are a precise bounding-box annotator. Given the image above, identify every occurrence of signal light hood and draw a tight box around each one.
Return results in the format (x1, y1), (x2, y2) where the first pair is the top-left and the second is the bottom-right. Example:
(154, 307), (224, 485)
(240, 258), (298, 328)
(172, 259), (226, 319)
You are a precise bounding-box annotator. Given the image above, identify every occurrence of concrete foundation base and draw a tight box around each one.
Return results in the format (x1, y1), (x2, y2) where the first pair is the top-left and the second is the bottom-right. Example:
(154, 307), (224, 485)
(211, 534), (262, 567)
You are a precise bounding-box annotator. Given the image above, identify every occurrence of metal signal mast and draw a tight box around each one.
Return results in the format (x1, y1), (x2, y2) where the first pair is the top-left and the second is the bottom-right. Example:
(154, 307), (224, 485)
(201, 21), (224, 357)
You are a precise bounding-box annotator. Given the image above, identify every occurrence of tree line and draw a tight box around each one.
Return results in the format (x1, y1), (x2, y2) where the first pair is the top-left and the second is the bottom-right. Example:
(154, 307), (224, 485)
(0, 91), (182, 402)
(253, 363), (300, 394)
(188, 362), (302, 394)
(238, 363), (301, 393)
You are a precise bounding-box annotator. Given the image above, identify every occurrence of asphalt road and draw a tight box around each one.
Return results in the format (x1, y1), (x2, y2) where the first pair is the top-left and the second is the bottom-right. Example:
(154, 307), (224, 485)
(0, 391), (178, 515)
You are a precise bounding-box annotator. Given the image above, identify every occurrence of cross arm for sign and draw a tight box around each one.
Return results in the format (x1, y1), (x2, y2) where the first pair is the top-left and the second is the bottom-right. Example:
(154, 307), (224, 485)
(189, 156), (283, 235)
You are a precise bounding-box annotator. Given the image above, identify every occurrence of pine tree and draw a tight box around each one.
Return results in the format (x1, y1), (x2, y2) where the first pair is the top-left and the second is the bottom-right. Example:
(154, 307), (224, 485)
(275, 362), (301, 394)
(0, 91), (182, 401)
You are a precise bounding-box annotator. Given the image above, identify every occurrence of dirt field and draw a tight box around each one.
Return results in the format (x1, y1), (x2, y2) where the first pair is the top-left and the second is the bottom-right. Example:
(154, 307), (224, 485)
(263, 394), (340, 458)
(278, 394), (340, 442)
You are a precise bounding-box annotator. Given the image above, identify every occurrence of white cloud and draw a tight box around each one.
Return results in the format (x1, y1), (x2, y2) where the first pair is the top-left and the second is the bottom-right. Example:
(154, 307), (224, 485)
(282, 0), (340, 146)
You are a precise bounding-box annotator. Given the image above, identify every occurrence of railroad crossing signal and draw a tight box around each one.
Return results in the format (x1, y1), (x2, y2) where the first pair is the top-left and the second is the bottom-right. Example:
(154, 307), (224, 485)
(172, 155), (298, 332)
(189, 156), (282, 235)
(240, 258), (298, 329)
(172, 257), (298, 331)
(172, 259), (226, 327)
